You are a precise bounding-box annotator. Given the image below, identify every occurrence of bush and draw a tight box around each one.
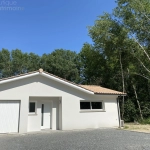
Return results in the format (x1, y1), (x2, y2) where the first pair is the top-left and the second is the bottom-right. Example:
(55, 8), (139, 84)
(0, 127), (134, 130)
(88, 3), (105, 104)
(138, 117), (150, 124)
(123, 99), (137, 122)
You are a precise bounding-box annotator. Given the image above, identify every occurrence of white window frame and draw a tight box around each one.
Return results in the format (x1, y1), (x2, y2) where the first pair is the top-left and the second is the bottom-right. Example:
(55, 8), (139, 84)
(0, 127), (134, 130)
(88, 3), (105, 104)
(29, 101), (37, 115)
(80, 100), (105, 112)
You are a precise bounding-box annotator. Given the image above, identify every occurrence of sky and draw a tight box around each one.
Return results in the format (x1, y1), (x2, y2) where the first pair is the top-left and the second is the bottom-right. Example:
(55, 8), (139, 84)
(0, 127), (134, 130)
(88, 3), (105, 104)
(0, 0), (117, 55)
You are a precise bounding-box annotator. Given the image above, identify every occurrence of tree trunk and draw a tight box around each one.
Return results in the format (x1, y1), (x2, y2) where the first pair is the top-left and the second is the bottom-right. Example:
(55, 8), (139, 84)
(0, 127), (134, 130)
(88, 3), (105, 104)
(119, 51), (125, 120)
(132, 84), (143, 120)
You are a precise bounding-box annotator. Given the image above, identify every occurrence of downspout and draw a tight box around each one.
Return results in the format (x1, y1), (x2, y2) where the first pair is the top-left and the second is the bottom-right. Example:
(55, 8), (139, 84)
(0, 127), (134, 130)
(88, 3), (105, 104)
(117, 96), (121, 128)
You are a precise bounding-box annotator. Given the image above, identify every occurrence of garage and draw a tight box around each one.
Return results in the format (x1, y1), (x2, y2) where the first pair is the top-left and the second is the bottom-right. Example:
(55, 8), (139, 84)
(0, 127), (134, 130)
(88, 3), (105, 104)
(0, 101), (20, 133)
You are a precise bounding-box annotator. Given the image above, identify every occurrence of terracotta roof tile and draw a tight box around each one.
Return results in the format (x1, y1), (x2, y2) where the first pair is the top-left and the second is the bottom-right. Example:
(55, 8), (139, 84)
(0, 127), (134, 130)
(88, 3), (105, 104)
(79, 85), (126, 95)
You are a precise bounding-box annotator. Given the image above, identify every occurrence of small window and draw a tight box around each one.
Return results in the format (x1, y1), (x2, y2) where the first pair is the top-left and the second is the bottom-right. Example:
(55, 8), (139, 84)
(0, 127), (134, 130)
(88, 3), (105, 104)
(91, 102), (102, 109)
(29, 102), (36, 113)
(80, 101), (103, 110)
(80, 102), (91, 109)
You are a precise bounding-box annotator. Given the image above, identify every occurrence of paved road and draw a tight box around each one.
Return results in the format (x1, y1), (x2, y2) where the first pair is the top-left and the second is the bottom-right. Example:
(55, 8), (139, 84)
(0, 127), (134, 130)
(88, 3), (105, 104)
(0, 129), (150, 150)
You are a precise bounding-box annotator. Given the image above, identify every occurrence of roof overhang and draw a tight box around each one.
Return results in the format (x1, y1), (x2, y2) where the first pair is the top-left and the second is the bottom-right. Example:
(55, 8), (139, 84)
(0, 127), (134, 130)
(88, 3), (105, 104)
(94, 93), (126, 96)
(0, 72), (39, 85)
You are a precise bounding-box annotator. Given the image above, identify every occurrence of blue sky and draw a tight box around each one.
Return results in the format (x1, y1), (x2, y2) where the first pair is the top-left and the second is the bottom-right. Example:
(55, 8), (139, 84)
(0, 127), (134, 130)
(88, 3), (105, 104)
(0, 0), (116, 55)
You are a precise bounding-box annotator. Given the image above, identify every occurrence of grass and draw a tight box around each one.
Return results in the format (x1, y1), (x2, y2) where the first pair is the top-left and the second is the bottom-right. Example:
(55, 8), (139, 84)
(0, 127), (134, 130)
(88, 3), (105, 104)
(124, 126), (129, 129)
(123, 123), (150, 133)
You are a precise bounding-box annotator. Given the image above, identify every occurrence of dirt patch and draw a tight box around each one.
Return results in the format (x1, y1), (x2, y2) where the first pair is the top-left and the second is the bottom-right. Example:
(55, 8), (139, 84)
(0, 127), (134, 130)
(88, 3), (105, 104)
(124, 123), (150, 133)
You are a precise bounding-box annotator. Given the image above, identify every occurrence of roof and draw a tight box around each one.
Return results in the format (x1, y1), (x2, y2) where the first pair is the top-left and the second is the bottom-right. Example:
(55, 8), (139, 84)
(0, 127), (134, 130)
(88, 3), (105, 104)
(79, 85), (126, 95)
(0, 69), (126, 95)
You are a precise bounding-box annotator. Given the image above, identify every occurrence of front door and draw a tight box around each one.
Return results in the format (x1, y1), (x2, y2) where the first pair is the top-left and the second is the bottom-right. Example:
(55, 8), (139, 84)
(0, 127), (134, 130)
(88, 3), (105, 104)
(41, 102), (51, 129)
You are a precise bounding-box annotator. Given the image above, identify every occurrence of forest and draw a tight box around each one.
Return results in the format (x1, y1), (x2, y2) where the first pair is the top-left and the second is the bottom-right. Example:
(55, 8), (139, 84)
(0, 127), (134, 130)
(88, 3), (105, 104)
(0, 0), (150, 122)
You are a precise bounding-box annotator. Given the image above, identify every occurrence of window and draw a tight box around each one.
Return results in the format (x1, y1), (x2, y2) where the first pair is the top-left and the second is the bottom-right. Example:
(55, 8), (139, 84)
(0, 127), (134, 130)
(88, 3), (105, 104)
(91, 102), (102, 109)
(29, 102), (36, 113)
(41, 104), (44, 126)
(80, 101), (103, 110)
(80, 102), (91, 109)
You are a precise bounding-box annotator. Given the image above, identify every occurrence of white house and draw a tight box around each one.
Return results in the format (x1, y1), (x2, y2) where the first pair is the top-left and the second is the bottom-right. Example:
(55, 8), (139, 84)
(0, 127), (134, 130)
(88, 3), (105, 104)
(0, 69), (125, 134)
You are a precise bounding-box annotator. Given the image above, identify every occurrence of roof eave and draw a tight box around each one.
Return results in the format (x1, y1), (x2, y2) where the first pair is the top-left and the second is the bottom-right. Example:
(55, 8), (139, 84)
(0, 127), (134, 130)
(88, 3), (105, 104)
(94, 93), (127, 96)
(0, 72), (39, 85)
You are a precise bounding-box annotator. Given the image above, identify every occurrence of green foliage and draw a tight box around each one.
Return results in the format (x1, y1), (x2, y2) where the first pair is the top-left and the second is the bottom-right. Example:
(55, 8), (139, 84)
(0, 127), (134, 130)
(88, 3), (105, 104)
(124, 126), (129, 129)
(0, 49), (12, 77)
(27, 53), (41, 72)
(80, 43), (107, 85)
(123, 99), (137, 122)
(0, 48), (81, 83)
(138, 117), (150, 124)
(84, 0), (150, 121)
(0, 49), (41, 77)
(11, 49), (28, 74)
(41, 49), (81, 83)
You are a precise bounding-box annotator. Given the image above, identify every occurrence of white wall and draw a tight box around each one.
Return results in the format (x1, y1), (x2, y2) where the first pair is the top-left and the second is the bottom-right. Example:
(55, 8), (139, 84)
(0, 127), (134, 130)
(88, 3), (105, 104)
(28, 98), (41, 132)
(0, 74), (119, 133)
(62, 94), (119, 130)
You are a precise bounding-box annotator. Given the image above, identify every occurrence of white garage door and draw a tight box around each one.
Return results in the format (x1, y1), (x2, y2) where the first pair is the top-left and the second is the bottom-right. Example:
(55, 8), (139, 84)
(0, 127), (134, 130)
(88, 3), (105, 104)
(0, 101), (20, 133)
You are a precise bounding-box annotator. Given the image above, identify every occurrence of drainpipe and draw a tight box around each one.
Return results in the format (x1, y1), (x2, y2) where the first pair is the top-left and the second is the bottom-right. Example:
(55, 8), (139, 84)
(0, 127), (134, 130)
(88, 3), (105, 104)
(117, 96), (121, 128)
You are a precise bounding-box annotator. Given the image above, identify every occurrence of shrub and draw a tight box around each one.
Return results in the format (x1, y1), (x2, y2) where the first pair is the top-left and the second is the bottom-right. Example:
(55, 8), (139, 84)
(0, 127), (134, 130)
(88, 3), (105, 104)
(138, 117), (150, 124)
(123, 99), (137, 122)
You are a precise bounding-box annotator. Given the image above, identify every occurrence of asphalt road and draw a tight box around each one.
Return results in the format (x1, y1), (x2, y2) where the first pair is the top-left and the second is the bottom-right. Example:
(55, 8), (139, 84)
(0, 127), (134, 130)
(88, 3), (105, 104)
(0, 128), (149, 150)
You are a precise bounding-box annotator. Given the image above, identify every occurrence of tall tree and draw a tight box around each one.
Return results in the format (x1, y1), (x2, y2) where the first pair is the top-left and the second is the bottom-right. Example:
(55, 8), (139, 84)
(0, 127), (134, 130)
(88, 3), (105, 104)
(11, 49), (28, 75)
(0, 49), (12, 78)
(80, 43), (107, 85)
(27, 53), (41, 72)
(85, 0), (150, 121)
(114, 0), (150, 79)
(41, 49), (81, 83)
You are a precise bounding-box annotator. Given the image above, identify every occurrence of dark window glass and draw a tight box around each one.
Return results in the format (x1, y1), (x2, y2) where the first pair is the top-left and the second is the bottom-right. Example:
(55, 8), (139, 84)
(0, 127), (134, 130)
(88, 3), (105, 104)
(80, 102), (91, 109)
(29, 102), (35, 113)
(91, 102), (102, 109)
(41, 104), (44, 126)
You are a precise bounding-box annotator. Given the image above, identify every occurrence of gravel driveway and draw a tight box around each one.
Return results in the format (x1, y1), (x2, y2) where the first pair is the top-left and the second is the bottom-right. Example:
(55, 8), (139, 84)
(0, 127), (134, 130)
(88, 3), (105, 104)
(0, 128), (150, 150)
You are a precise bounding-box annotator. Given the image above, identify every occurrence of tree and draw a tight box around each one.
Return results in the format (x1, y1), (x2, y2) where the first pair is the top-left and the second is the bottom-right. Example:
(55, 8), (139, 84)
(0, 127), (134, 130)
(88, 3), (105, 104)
(11, 49), (29, 75)
(41, 49), (81, 83)
(85, 0), (150, 120)
(88, 13), (130, 119)
(27, 53), (41, 72)
(114, 0), (150, 79)
(0, 49), (12, 78)
(80, 43), (107, 85)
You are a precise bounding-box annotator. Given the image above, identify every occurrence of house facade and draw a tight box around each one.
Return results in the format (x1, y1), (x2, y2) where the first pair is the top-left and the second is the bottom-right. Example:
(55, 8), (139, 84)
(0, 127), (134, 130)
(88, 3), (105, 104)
(0, 69), (125, 134)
